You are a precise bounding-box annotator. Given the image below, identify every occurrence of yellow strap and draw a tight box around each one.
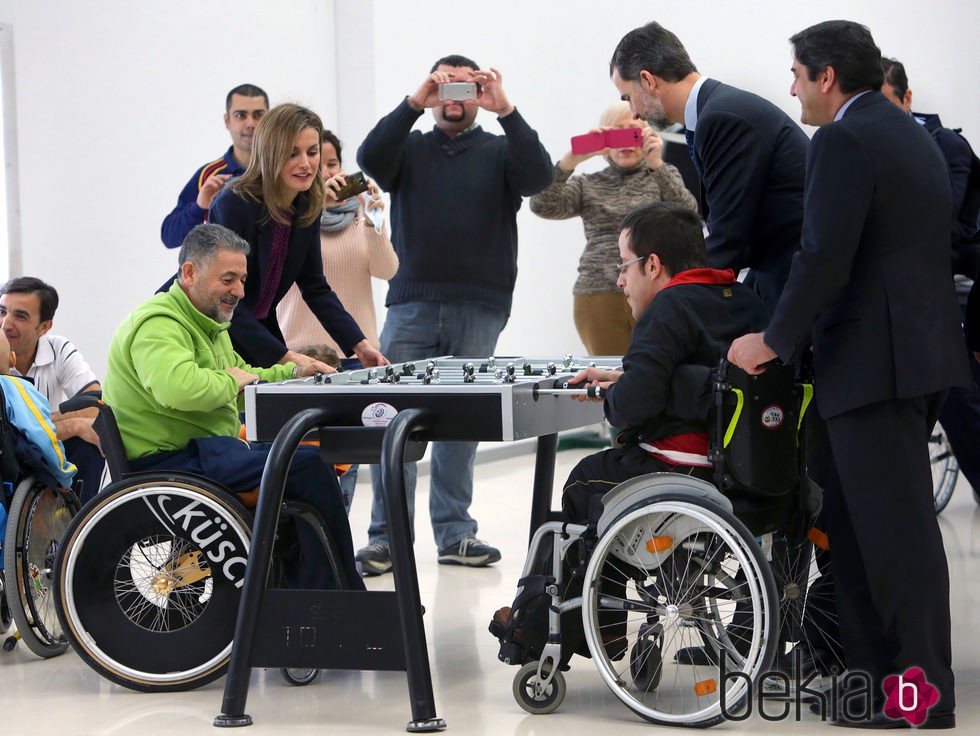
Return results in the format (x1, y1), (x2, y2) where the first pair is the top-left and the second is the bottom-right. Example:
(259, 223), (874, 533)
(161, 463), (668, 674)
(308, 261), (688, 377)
(723, 388), (744, 448)
(798, 383), (814, 431)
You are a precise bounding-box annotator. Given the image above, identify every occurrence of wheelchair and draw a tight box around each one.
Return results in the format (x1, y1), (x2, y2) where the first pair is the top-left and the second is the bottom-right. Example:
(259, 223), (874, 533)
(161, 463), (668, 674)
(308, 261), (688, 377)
(0, 388), (80, 658)
(493, 361), (843, 727)
(52, 397), (349, 691)
(930, 422), (959, 513)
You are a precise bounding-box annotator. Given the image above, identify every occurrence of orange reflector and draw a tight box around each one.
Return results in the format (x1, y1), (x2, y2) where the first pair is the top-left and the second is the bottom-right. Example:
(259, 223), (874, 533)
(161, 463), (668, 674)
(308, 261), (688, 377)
(694, 679), (717, 696)
(646, 536), (673, 553)
(807, 527), (830, 551)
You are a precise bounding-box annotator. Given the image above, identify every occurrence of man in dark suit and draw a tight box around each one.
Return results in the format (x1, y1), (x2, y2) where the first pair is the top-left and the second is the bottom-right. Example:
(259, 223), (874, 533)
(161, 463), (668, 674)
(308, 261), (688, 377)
(610, 21), (808, 312)
(729, 20), (968, 728)
(880, 56), (980, 505)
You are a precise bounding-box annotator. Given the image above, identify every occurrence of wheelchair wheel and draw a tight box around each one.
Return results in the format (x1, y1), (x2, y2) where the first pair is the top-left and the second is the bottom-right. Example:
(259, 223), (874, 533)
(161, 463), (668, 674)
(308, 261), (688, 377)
(769, 536), (845, 681)
(3, 479), (79, 657)
(280, 667), (319, 686)
(582, 494), (778, 728)
(513, 660), (566, 715)
(931, 423), (959, 514)
(54, 477), (251, 691)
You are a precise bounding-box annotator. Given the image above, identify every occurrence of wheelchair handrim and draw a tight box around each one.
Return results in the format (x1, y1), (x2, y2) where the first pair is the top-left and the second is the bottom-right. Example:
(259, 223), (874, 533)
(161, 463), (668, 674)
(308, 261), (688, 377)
(59, 482), (250, 686)
(583, 499), (776, 725)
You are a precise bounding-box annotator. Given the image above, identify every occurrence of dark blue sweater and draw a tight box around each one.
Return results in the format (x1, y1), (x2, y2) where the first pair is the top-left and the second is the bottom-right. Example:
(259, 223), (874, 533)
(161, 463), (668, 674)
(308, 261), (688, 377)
(161, 146), (246, 249)
(356, 100), (553, 316)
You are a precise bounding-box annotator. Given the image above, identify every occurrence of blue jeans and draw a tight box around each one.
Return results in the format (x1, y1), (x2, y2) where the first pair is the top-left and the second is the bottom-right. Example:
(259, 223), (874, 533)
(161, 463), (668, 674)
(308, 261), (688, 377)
(368, 301), (508, 549)
(338, 464), (358, 514)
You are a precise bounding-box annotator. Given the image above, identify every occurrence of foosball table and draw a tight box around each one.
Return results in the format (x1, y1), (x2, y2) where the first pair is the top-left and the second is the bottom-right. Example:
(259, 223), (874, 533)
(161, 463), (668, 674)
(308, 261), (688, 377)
(218, 355), (621, 732)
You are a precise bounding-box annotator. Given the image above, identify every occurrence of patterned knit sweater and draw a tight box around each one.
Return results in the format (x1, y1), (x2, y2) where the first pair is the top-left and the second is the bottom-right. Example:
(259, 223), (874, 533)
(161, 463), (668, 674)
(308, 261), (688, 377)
(276, 210), (398, 355)
(530, 161), (698, 295)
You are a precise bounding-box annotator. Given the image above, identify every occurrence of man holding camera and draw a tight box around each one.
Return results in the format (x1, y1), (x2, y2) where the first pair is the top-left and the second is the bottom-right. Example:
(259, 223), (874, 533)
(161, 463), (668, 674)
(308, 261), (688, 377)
(355, 55), (553, 574)
(160, 84), (269, 249)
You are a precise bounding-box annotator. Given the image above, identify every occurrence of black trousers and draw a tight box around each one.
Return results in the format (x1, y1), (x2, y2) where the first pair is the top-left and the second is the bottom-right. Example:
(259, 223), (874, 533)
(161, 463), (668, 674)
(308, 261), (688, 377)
(561, 444), (712, 525)
(819, 393), (953, 713)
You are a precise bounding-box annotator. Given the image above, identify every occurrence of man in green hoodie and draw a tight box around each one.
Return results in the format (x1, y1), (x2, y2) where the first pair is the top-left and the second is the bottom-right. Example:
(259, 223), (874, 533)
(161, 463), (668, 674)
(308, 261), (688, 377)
(104, 223), (361, 589)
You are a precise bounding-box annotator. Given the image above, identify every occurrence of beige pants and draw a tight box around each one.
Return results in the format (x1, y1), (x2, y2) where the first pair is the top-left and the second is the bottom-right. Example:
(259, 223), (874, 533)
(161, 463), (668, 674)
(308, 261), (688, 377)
(573, 292), (636, 356)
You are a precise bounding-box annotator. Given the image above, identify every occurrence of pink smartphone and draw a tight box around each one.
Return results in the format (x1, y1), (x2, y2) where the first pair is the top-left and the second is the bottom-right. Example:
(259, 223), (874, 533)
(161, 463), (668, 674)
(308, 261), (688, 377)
(604, 127), (643, 149)
(570, 131), (607, 155)
(570, 127), (643, 154)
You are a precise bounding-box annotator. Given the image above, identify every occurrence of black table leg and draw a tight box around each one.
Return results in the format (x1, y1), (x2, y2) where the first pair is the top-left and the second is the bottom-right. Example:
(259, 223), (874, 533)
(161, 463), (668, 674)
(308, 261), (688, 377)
(380, 408), (446, 732)
(528, 433), (558, 544)
(215, 408), (335, 728)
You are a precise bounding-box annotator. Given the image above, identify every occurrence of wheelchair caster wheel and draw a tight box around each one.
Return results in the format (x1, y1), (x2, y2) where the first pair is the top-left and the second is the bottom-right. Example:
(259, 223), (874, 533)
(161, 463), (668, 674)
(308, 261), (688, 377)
(512, 660), (566, 715)
(630, 639), (663, 692)
(281, 667), (319, 686)
(3, 633), (19, 652)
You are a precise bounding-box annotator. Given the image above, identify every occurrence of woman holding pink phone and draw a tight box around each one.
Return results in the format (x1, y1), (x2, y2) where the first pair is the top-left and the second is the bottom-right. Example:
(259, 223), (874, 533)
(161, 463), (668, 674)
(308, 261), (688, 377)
(530, 101), (698, 356)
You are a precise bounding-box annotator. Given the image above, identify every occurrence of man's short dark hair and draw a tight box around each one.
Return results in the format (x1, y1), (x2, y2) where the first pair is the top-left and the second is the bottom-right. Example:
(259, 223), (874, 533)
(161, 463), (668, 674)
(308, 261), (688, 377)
(881, 57), (909, 99)
(790, 21), (883, 94)
(178, 223), (251, 277)
(619, 202), (706, 276)
(610, 21), (697, 82)
(225, 83), (269, 111)
(430, 54), (479, 73)
(321, 129), (343, 164)
(0, 276), (59, 322)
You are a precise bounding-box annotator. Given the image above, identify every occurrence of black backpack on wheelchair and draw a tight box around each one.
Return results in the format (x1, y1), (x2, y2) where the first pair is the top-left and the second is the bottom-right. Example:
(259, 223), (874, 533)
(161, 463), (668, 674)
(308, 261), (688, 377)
(708, 359), (821, 544)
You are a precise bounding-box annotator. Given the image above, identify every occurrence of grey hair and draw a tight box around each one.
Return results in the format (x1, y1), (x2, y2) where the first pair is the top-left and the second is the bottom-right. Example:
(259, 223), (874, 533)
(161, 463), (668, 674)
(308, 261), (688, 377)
(177, 223), (251, 278)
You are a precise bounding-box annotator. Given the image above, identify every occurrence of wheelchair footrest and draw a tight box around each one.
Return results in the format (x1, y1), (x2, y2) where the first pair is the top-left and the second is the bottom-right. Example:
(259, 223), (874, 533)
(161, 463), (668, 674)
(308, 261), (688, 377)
(251, 589), (406, 670)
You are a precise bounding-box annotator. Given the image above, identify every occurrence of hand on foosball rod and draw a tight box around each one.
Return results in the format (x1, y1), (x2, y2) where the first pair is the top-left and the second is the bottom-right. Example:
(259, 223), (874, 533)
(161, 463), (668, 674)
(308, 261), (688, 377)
(567, 366), (622, 402)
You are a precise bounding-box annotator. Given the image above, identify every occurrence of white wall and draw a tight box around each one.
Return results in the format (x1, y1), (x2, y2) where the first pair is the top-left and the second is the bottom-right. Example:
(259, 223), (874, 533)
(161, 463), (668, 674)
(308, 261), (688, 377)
(0, 0), (338, 376)
(0, 0), (976, 376)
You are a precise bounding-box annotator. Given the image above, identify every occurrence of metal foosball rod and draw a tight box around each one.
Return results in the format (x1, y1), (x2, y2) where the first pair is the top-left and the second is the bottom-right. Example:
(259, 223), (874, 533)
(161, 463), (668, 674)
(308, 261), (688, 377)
(532, 385), (605, 399)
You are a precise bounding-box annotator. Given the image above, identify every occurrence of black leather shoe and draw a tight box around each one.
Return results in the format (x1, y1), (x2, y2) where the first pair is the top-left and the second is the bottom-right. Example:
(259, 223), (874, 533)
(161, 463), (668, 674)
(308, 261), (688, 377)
(674, 645), (718, 666)
(830, 711), (909, 729)
(918, 713), (955, 729)
(818, 694), (909, 729)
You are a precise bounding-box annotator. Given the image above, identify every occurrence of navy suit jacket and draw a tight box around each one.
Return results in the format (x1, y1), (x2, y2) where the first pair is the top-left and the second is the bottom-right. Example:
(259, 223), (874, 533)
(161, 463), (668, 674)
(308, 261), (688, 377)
(207, 188), (365, 366)
(691, 79), (808, 310)
(766, 92), (970, 418)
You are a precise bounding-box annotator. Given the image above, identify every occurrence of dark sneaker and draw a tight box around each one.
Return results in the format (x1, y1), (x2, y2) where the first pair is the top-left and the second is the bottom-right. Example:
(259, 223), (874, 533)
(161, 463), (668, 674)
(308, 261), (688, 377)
(437, 537), (501, 567)
(355, 543), (392, 576)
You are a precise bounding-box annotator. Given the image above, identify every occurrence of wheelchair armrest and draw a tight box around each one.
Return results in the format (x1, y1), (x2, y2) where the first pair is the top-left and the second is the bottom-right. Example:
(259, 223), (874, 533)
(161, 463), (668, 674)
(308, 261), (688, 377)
(58, 391), (103, 414)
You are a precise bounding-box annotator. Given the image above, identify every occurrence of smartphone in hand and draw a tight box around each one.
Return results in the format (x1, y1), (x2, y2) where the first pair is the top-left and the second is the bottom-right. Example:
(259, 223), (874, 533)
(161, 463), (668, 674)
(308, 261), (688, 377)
(438, 82), (478, 101)
(333, 171), (369, 200)
(571, 127), (643, 155)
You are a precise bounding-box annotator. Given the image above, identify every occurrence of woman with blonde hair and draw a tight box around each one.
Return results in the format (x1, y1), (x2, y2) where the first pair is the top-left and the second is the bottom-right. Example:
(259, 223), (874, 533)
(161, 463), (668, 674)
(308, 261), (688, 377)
(277, 129), (397, 361)
(277, 129), (399, 512)
(210, 103), (386, 369)
(530, 101), (698, 356)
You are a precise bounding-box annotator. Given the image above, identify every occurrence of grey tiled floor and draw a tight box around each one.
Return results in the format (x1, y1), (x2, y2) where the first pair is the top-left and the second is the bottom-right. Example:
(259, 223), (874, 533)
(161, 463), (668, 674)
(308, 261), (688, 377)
(2, 446), (976, 734)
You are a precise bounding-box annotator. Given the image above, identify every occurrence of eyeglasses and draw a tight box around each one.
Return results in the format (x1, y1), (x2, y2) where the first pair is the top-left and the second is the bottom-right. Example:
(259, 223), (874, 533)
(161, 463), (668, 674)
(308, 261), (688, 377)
(616, 255), (648, 275)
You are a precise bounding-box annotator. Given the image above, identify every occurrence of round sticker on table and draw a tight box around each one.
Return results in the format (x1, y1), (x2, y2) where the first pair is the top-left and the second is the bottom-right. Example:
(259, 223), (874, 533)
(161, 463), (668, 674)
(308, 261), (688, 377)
(361, 402), (398, 427)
